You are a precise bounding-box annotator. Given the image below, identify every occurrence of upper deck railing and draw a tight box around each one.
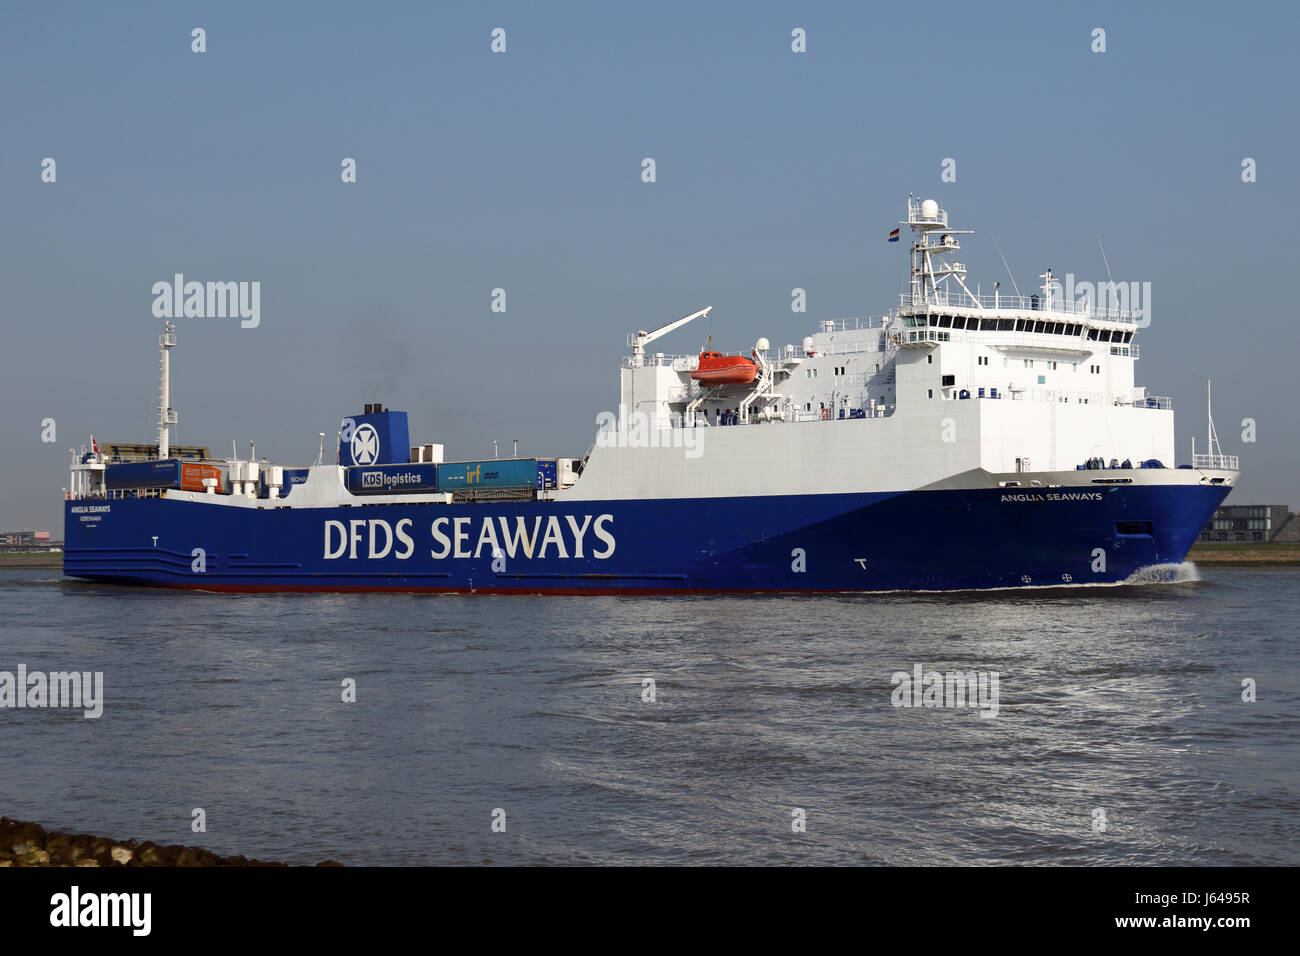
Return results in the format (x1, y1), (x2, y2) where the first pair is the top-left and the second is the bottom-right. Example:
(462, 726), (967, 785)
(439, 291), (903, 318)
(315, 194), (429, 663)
(1191, 453), (1240, 471)
(899, 291), (1136, 324)
(815, 316), (889, 333)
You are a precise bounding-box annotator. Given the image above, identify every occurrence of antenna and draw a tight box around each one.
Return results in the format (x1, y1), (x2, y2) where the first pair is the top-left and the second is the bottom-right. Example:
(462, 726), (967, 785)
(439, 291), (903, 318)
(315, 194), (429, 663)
(1097, 235), (1114, 283)
(1207, 380), (1222, 460)
(990, 236), (1021, 298)
(156, 321), (178, 459)
(316, 433), (325, 466)
(513, 438), (519, 458)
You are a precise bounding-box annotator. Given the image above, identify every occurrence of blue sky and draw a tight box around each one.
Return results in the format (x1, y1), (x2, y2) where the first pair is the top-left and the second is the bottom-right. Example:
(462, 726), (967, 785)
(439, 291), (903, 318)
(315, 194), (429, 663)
(2, 0), (1296, 531)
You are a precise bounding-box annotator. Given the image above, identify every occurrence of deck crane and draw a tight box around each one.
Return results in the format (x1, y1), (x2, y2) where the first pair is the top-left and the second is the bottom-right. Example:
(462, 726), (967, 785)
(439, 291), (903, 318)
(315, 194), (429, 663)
(629, 306), (711, 366)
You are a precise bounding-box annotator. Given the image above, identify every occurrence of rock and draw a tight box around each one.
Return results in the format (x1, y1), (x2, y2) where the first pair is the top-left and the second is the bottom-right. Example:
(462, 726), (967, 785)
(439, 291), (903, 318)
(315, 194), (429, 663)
(109, 846), (133, 865)
(48, 845), (77, 866)
(0, 817), (302, 867)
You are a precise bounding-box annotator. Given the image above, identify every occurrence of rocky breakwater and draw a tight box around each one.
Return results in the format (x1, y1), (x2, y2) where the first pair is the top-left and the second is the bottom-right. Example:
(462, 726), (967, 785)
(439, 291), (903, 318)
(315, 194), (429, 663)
(0, 817), (341, 867)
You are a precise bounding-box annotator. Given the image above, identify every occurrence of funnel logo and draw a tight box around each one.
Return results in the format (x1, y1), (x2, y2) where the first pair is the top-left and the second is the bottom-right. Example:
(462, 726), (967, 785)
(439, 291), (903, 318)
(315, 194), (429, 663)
(351, 424), (380, 465)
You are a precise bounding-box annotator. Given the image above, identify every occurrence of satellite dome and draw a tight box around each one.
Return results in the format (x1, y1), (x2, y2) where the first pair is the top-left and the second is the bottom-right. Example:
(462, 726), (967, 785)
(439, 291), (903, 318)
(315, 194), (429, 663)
(756, 337), (770, 351)
(802, 336), (814, 354)
(921, 199), (939, 220)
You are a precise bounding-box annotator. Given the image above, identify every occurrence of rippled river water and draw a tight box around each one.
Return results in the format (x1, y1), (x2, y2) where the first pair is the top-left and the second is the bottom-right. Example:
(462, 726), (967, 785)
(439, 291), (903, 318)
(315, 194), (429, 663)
(1, 565), (1295, 865)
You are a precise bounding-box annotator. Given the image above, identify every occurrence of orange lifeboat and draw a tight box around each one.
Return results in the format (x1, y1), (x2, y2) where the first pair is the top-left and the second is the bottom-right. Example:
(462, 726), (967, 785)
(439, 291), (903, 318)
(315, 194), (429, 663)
(691, 350), (758, 386)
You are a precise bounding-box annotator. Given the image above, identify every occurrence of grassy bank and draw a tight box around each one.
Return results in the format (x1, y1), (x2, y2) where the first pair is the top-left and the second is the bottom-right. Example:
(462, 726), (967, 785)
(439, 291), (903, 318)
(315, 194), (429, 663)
(1187, 541), (1300, 565)
(0, 551), (62, 569)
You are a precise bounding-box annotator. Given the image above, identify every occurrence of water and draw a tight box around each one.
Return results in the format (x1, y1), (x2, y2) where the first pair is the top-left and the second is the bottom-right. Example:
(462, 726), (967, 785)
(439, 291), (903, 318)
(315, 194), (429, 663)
(1, 566), (1296, 865)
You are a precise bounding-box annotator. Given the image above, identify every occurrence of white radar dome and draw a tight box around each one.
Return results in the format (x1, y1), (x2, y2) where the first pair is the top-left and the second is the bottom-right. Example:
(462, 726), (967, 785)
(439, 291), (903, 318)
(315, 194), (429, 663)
(756, 337), (770, 351)
(921, 199), (939, 220)
(802, 336), (814, 354)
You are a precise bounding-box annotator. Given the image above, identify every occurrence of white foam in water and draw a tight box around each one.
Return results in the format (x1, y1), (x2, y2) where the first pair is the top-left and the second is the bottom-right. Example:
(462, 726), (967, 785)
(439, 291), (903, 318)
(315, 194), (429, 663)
(1122, 562), (1201, 586)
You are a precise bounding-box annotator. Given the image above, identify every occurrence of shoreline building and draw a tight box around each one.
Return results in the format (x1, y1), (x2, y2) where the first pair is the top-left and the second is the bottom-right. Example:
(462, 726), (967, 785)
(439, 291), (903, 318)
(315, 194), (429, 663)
(1198, 505), (1296, 543)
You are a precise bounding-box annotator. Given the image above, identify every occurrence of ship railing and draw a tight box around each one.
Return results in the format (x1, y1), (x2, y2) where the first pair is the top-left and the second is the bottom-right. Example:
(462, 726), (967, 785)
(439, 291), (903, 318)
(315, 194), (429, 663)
(623, 351), (759, 370)
(898, 292), (1137, 324)
(815, 316), (889, 333)
(1131, 395), (1172, 409)
(1192, 453), (1240, 471)
(809, 339), (885, 356)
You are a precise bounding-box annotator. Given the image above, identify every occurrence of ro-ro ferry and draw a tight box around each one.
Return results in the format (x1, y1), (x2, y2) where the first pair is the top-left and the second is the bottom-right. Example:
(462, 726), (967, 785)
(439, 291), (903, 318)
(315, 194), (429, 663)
(63, 198), (1238, 592)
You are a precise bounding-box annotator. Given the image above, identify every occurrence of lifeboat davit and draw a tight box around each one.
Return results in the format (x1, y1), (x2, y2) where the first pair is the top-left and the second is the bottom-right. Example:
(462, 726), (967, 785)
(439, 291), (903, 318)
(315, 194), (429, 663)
(691, 350), (759, 385)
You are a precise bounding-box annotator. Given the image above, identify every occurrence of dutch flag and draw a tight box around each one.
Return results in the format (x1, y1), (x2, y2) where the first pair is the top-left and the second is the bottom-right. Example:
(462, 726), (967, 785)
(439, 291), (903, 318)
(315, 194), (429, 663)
(888, 228), (900, 242)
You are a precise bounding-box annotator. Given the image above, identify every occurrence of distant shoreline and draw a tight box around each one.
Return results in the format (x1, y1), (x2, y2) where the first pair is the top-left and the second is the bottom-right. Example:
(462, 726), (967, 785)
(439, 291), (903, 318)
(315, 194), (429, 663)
(1186, 543), (1300, 566)
(0, 552), (62, 569)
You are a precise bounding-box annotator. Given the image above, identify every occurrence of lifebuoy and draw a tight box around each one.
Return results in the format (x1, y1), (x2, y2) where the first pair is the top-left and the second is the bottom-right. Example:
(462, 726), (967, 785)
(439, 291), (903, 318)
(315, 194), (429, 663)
(821, 408), (830, 420)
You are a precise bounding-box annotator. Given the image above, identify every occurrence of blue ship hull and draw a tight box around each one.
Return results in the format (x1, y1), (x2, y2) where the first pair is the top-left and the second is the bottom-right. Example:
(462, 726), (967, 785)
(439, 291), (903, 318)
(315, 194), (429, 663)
(63, 481), (1230, 593)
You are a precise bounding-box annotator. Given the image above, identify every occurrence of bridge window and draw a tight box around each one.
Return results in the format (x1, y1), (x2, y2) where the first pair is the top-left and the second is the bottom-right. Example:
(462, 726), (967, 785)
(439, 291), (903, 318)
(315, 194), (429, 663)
(939, 315), (952, 328)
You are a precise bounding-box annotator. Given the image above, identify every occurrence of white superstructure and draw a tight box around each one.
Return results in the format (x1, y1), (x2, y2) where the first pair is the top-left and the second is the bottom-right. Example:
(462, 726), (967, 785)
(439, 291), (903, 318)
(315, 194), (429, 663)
(567, 196), (1229, 501)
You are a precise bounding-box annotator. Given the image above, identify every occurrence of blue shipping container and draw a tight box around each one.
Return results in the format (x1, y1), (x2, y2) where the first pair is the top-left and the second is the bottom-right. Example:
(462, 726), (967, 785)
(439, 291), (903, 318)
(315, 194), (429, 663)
(345, 463), (440, 495)
(104, 460), (181, 490)
(437, 459), (537, 490)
